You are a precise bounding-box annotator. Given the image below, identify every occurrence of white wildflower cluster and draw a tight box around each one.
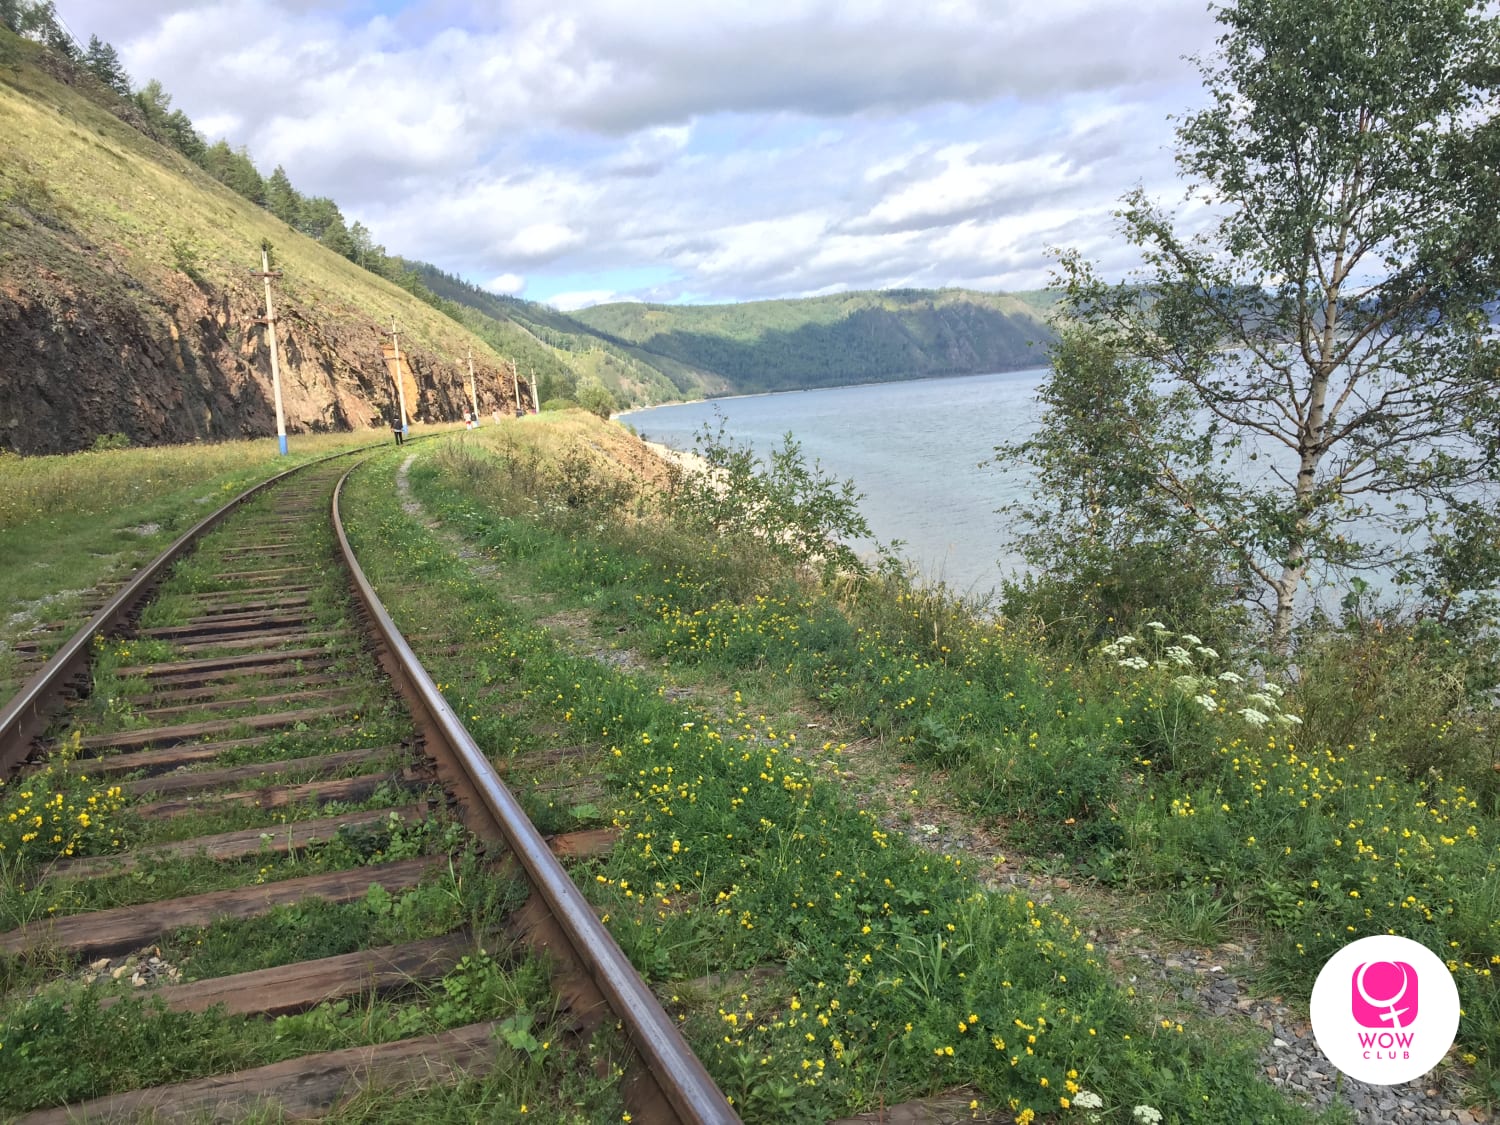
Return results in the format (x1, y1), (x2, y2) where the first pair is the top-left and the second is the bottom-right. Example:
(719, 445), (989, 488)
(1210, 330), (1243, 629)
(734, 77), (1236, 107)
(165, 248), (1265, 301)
(1073, 1089), (1105, 1122)
(1133, 1107), (1164, 1125)
(1099, 635), (1138, 658)
(1098, 623), (1301, 726)
(1164, 645), (1195, 668)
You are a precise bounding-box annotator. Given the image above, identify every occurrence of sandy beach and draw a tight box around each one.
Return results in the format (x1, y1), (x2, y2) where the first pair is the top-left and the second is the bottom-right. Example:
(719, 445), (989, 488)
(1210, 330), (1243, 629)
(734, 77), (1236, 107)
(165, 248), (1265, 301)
(642, 438), (710, 476)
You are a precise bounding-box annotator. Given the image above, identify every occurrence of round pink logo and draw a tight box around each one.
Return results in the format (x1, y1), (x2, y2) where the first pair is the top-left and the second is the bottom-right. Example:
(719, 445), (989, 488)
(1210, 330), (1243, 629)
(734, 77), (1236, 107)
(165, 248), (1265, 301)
(1351, 960), (1417, 1029)
(1310, 936), (1459, 1084)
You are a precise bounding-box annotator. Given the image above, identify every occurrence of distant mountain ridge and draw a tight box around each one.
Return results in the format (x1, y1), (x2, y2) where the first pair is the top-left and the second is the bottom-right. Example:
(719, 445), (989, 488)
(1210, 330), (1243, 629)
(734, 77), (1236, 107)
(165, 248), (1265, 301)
(563, 289), (1057, 396)
(410, 271), (1059, 402)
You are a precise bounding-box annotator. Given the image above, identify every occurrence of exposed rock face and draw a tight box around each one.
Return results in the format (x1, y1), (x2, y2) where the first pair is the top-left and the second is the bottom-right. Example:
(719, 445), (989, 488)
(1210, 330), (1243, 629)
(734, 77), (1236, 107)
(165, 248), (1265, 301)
(0, 220), (491, 455)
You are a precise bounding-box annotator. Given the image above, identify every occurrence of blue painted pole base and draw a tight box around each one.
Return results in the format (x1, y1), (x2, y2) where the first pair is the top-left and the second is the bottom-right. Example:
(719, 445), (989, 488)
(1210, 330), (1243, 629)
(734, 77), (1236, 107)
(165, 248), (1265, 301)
(278, 434), (288, 455)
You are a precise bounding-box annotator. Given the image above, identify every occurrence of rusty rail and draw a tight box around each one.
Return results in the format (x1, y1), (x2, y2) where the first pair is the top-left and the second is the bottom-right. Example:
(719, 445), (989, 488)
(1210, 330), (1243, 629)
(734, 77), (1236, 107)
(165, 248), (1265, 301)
(329, 467), (739, 1125)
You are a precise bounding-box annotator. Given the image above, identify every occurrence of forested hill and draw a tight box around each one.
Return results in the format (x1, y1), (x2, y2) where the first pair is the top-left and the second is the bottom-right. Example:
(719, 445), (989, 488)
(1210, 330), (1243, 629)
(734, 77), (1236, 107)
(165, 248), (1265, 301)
(569, 289), (1058, 394)
(407, 268), (1059, 400)
(401, 262), (732, 406)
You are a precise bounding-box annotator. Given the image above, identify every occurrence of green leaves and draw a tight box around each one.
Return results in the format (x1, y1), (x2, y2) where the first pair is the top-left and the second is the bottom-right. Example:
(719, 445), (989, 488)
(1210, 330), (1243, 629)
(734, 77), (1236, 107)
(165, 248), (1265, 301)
(495, 1011), (543, 1056)
(998, 326), (1247, 651)
(1018, 0), (1500, 653)
(671, 413), (878, 580)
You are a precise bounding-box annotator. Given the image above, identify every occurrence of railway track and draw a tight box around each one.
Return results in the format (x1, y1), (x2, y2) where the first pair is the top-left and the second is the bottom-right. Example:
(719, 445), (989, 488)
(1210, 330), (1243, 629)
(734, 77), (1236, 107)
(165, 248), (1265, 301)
(0, 455), (737, 1123)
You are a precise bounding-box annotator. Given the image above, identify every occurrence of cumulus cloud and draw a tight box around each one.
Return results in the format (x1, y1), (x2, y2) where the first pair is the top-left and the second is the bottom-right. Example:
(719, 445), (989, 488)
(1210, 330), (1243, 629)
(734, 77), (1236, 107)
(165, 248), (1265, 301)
(547, 289), (623, 311)
(61, 0), (1223, 303)
(484, 272), (525, 294)
(849, 146), (1090, 233)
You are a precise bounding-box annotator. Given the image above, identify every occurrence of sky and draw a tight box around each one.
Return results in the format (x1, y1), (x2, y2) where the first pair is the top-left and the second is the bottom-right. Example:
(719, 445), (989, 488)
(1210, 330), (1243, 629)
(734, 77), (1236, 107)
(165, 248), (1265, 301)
(58, 0), (1224, 310)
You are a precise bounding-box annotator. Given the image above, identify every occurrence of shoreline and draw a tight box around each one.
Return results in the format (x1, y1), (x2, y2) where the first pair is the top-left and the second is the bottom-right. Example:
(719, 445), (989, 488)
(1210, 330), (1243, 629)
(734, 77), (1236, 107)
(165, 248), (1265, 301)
(641, 438), (709, 476)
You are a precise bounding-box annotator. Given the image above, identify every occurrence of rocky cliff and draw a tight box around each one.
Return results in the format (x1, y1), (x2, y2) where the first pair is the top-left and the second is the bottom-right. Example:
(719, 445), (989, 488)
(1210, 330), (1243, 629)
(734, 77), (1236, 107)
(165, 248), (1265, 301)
(0, 228), (523, 454)
(0, 30), (526, 455)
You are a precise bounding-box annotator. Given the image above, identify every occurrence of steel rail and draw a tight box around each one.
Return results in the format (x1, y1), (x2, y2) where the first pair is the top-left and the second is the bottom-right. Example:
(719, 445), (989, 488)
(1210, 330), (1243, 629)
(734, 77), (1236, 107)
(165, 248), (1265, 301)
(330, 467), (740, 1125)
(0, 444), (381, 775)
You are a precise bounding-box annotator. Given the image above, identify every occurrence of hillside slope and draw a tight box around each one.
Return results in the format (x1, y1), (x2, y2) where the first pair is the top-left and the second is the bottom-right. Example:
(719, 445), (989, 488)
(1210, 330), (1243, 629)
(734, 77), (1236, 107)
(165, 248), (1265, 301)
(0, 31), (535, 454)
(406, 261), (732, 405)
(571, 289), (1058, 394)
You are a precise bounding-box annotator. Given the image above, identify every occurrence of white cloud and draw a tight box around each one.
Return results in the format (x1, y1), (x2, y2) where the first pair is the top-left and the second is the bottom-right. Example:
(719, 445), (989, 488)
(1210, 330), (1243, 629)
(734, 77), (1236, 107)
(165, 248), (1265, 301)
(58, 0), (1224, 303)
(853, 147), (1088, 233)
(863, 147), (930, 183)
(604, 124), (694, 175)
(485, 272), (525, 294)
(547, 289), (621, 311)
(508, 223), (584, 259)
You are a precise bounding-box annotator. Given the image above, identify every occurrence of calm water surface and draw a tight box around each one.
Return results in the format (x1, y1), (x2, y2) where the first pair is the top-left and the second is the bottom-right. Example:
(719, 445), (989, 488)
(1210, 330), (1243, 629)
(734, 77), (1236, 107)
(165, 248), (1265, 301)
(623, 369), (1048, 596)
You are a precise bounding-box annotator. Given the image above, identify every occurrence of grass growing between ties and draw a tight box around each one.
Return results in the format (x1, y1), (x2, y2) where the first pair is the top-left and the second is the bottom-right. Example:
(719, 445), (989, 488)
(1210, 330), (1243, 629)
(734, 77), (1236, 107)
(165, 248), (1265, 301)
(338, 438), (1325, 1125)
(0, 431), (387, 698)
(402, 419), (1500, 1112)
(0, 805), (456, 928)
(0, 789), (627, 1123)
(0, 857), (624, 1119)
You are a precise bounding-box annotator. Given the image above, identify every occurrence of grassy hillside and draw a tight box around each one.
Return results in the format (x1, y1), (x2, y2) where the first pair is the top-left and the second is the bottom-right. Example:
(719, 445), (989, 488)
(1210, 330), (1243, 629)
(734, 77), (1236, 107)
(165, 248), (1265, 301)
(0, 34), (474, 351)
(572, 288), (1059, 393)
(0, 30), (547, 451)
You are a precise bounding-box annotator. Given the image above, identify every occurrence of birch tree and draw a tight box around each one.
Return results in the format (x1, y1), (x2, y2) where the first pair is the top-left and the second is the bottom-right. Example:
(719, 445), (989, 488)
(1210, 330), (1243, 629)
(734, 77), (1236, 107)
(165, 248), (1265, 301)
(1008, 0), (1500, 653)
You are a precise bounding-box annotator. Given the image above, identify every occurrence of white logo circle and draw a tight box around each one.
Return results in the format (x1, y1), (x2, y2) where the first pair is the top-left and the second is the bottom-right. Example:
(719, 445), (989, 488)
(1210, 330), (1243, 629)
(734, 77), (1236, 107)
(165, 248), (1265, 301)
(1310, 934), (1460, 1085)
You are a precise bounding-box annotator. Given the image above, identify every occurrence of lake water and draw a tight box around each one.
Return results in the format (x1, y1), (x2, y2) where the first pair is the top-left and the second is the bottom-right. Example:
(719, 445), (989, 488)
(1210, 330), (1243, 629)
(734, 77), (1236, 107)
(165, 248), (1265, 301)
(622, 368), (1049, 596)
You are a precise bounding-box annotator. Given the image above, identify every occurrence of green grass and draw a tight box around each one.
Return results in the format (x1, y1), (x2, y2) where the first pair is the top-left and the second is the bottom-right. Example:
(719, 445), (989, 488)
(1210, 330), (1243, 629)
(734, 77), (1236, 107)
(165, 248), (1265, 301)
(156, 859), (523, 981)
(0, 432), (393, 698)
(0, 807), (458, 925)
(0, 904), (608, 1118)
(0, 829), (609, 1120)
(337, 438), (1324, 1125)
(402, 416), (1500, 1111)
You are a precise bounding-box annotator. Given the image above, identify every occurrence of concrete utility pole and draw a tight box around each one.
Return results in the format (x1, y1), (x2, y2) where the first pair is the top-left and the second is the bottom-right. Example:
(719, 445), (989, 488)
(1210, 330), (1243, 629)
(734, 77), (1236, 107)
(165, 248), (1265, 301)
(467, 349), (480, 425)
(390, 318), (408, 438)
(510, 360), (521, 417)
(252, 249), (288, 455)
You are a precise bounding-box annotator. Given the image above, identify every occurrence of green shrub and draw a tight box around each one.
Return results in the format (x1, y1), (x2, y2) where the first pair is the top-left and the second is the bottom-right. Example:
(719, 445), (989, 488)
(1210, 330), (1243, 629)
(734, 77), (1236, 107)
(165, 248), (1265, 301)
(999, 539), (1249, 660)
(1291, 616), (1499, 799)
(576, 381), (618, 420)
(669, 414), (875, 580)
(88, 432), (131, 451)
